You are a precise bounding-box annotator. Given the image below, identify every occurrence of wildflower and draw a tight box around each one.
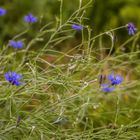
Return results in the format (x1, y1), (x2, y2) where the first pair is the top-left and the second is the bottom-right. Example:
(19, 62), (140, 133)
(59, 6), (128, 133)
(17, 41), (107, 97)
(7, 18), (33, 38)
(108, 74), (123, 85)
(72, 24), (83, 30)
(99, 74), (106, 85)
(4, 72), (24, 86)
(0, 7), (6, 16)
(16, 116), (21, 127)
(99, 75), (103, 85)
(127, 22), (137, 35)
(101, 84), (114, 92)
(9, 40), (24, 49)
(24, 13), (38, 23)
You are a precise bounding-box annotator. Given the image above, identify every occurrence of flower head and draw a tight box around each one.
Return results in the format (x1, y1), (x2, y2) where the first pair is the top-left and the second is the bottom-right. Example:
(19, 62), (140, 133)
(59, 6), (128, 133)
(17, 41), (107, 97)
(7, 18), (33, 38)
(108, 74), (123, 85)
(9, 40), (24, 49)
(72, 24), (83, 30)
(24, 13), (38, 23)
(99, 74), (106, 85)
(101, 84), (114, 92)
(0, 7), (6, 16)
(99, 75), (103, 85)
(127, 22), (137, 35)
(4, 72), (24, 86)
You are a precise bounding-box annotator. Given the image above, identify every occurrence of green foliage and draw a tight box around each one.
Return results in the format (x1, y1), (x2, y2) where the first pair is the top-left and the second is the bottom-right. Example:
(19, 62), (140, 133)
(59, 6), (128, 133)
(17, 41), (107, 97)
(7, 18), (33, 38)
(0, 0), (140, 139)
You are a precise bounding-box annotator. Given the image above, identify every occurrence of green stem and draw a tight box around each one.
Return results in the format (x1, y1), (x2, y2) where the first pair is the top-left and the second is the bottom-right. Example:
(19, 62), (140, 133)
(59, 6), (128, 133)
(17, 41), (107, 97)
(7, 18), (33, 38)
(59, 0), (63, 26)
(91, 25), (126, 41)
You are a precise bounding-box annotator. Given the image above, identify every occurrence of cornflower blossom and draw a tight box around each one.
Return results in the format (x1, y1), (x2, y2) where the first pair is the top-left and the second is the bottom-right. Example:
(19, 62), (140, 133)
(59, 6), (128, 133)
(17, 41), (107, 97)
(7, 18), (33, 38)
(72, 24), (83, 30)
(9, 40), (24, 49)
(108, 74), (123, 85)
(24, 13), (38, 23)
(100, 73), (123, 93)
(99, 75), (103, 85)
(127, 22), (137, 35)
(99, 74), (106, 85)
(101, 84), (114, 92)
(0, 7), (6, 16)
(4, 72), (24, 86)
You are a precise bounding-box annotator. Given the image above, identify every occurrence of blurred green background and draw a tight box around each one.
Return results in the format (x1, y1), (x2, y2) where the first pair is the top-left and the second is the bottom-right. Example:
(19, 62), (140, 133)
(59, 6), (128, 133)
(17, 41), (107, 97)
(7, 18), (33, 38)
(0, 1), (140, 139)
(0, 0), (140, 45)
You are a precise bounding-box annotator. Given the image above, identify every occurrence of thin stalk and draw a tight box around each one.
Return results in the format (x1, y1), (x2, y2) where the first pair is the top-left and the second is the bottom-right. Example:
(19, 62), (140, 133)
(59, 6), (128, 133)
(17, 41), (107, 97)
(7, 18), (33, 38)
(59, 0), (63, 26)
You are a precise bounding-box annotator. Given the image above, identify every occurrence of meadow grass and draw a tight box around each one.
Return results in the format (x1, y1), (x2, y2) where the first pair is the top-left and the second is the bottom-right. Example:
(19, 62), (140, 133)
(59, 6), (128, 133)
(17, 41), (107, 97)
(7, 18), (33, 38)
(0, 0), (140, 139)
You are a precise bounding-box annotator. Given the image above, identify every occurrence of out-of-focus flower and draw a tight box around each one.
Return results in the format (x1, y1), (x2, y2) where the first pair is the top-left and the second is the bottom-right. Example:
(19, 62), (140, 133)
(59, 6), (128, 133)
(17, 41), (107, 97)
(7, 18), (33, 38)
(9, 40), (24, 49)
(127, 22), (137, 35)
(4, 72), (24, 86)
(108, 74), (123, 85)
(24, 13), (38, 23)
(101, 84), (114, 92)
(0, 7), (6, 16)
(99, 75), (103, 85)
(72, 24), (83, 30)
(99, 74), (106, 85)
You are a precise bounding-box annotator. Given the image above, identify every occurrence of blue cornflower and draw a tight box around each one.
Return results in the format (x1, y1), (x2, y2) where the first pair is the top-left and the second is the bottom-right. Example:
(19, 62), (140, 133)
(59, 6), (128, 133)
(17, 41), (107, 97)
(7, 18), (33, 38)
(127, 22), (137, 35)
(0, 7), (6, 16)
(99, 74), (106, 85)
(101, 84), (114, 92)
(72, 24), (83, 30)
(108, 74), (123, 85)
(9, 40), (24, 49)
(99, 75), (103, 85)
(24, 13), (38, 23)
(4, 72), (24, 86)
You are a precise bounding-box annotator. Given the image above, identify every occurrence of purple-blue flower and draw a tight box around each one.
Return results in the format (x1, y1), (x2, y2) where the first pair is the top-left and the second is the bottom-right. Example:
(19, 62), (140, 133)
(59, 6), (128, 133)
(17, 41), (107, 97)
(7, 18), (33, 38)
(24, 13), (38, 23)
(101, 84), (114, 92)
(72, 24), (83, 30)
(4, 72), (24, 86)
(99, 74), (106, 85)
(0, 7), (6, 16)
(108, 74), (123, 85)
(99, 75), (103, 85)
(9, 40), (24, 49)
(127, 22), (137, 35)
